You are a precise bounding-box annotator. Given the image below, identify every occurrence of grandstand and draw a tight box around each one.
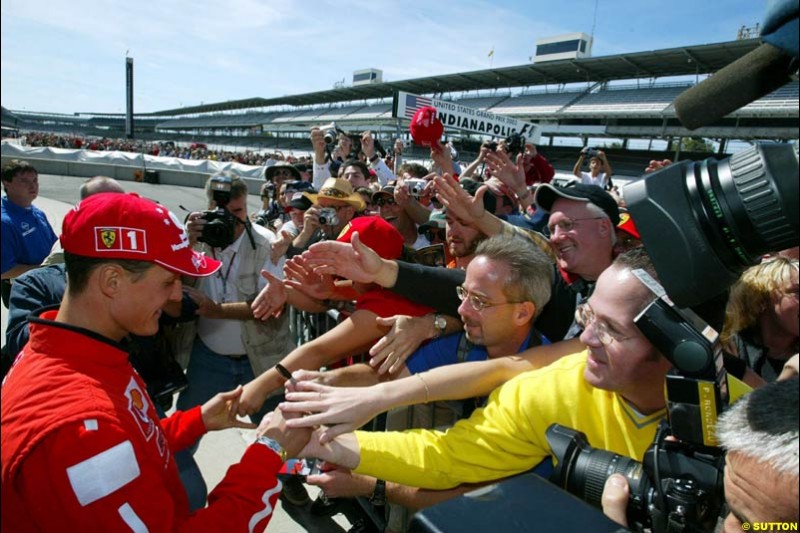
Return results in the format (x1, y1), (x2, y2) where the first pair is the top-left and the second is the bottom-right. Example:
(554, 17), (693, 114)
(4, 37), (797, 162)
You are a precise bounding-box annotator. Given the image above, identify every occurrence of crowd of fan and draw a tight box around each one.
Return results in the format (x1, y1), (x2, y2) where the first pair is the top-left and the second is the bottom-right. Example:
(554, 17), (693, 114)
(1, 121), (797, 532)
(17, 132), (308, 167)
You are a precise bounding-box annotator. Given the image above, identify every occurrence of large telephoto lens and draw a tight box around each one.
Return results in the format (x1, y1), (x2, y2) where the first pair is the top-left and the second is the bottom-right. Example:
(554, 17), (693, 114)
(624, 142), (798, 307)
(546, 424), (653, 523)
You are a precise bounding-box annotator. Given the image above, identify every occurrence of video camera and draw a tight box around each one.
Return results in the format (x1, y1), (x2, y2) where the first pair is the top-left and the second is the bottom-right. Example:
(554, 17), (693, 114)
(198, 175), (239, 249)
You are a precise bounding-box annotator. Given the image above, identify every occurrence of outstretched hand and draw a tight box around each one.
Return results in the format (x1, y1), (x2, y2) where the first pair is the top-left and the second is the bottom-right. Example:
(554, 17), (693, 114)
(284, 255), (335, 301)
(433, 173), (487, 224)
(369, 315), (430, 375)
(251, 269), (288, 320)
(485, 150), (526, 193)
(302, 232), (383, 283)
(201, 385), (257, 432)
(279, 379), (384, 444)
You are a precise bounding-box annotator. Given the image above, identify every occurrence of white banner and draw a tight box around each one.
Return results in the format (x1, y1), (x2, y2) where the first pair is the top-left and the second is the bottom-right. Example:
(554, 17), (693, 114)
(393, 91), (541, 142)
(0, 142), (266, 179)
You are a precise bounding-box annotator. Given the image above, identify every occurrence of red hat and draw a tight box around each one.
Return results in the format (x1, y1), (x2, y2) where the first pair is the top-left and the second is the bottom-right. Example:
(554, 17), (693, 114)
(336, 216), (404, 260)
(409, 106), (443, 147)
(60, 192), (221, 277)
(616, 211), (640, 239)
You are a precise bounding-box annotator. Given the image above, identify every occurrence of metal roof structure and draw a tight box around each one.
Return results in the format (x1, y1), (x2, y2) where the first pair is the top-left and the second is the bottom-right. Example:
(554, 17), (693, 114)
(149, 38), (760, 116)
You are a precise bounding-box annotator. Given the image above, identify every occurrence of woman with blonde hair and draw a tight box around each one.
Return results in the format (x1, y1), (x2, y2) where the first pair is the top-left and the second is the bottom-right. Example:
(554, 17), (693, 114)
(722, 257), (799, 382)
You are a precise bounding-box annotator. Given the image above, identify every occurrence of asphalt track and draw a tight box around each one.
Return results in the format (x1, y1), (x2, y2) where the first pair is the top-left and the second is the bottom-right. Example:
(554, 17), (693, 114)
(1, 173), (350, 533)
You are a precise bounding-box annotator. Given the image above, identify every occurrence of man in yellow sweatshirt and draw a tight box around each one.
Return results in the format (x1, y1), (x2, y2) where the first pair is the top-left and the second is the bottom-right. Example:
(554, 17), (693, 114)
(297, 247), (723, 490)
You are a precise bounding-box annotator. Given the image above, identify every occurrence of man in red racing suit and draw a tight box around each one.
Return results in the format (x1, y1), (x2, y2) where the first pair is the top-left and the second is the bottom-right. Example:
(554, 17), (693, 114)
(1, 192), (308, 532)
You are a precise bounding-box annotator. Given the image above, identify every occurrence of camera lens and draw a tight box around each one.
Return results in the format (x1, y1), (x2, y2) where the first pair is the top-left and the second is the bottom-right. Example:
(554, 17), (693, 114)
(625, 143), (798, 307)
(546, 424), (653, 527)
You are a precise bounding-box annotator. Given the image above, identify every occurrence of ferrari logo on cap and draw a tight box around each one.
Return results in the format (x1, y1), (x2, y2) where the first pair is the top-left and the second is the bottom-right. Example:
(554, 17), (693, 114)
(336, 222), (352, 240)
(100, 229), (117, 248)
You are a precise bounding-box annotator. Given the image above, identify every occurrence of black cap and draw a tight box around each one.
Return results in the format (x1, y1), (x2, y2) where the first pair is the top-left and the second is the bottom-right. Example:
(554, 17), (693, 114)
(458, 178), (497, 215)
(534, 182), (620, 226)
(371, 186), (395, 202)
(288, 191), (314, 210)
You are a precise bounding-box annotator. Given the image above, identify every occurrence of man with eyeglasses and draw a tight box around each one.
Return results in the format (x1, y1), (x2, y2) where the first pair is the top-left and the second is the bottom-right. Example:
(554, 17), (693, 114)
(296, 234), (553, 525)
(293, 248), (746, 499)
(530, 182), (619, 339)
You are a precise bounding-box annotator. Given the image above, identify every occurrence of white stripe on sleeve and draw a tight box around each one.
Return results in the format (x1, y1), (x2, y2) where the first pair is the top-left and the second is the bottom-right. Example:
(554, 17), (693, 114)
(119, 502), (149, 533)
(248, 481), (283, 533)
(67, 440), (141, 506)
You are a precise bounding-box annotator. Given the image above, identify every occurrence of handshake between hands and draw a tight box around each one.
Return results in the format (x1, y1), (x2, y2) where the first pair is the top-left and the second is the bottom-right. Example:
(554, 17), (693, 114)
(252, 373), (368, 470)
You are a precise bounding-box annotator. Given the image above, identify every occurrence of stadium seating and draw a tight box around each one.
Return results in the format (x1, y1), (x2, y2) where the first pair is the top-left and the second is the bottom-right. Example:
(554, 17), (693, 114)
(491, 91), (585, 116)
(732, 80), (799, 117)
(561, 85), (691, 116)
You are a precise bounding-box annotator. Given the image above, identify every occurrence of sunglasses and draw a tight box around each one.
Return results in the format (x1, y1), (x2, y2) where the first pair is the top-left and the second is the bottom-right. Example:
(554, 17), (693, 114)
(375, 197), (397, 207)
(425, 229), (445, 242)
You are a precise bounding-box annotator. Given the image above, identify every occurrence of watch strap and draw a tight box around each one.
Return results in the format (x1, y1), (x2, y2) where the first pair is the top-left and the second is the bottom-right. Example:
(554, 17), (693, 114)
(256, 435), (288, 462)
(369, 478), (387, 506)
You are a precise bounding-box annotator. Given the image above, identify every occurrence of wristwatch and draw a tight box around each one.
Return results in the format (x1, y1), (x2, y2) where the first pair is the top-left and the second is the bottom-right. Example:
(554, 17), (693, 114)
(256, 435), (288, 462)
(369, 479), (387, 506)
(433, 313), (447, 338)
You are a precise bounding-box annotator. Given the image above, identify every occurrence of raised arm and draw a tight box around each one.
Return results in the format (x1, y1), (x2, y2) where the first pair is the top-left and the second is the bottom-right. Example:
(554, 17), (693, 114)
(281, 337), (584, 442)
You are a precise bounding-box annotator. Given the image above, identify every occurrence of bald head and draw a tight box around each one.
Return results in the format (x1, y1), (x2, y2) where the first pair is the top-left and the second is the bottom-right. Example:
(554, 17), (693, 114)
(80, 176), (125, 199)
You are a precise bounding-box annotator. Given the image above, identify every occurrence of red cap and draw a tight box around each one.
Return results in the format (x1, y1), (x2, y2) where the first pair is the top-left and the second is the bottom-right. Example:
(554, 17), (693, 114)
(409, 106), (443, 147)
(336, 216), (404, 260)
(617, 211), (640, 239)
(60, 192), (221, 277)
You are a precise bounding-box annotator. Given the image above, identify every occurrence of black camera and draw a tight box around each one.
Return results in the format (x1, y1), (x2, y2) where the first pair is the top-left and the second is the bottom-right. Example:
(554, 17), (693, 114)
(547, 423), (724, 533)
(199, 175), (238, 249)
(504, 132), (525, 158)
(624, 142), (798, 308)
(583, 147), (600, 159)
(484, 140), (498, 152)
(318, 207), (339, 226)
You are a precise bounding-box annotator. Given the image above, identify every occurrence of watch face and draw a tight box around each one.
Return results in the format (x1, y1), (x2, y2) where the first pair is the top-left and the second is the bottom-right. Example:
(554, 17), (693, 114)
(435, 316), (447, 330)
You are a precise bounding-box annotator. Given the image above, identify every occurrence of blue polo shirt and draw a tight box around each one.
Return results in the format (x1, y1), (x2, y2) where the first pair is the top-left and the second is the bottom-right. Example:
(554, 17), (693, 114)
(1, 196), (58, 274)
(406, 325), (550, 375)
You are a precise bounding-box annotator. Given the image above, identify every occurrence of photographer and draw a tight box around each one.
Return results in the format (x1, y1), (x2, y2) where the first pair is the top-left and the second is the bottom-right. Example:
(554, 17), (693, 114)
(290, 177), (364, 254)
(601, 377), (799, 530)
(176, 173), (296, 429)
(310, 127), (393, 189)
(574, 147), (613, 189)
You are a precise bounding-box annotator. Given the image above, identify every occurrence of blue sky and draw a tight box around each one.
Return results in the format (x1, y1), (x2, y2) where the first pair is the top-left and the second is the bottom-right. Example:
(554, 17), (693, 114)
(1, 0), (766, 115)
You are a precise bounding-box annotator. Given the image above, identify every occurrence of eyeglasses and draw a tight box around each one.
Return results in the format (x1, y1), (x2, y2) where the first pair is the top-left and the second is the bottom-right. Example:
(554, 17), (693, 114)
(375, 197), (397, 207)
(456, 285), (518, 312)
(425, 229), (445, 242)
(547, 217), (604, 236)
(574, 303), (630, 345)
(271, 169), (293, 177)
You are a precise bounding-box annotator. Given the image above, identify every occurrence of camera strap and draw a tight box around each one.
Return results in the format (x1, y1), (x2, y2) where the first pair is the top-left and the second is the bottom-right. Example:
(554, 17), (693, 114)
(211, 249), (237, 302)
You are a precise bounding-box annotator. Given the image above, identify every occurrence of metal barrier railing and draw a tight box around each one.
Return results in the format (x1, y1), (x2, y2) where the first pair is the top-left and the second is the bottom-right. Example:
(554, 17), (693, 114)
(288, 306), (341, 347)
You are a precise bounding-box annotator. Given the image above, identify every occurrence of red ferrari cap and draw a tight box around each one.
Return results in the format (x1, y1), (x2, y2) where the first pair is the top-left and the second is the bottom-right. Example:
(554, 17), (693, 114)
(60, 192), (221, 277)
(336, 216), (404, 260)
